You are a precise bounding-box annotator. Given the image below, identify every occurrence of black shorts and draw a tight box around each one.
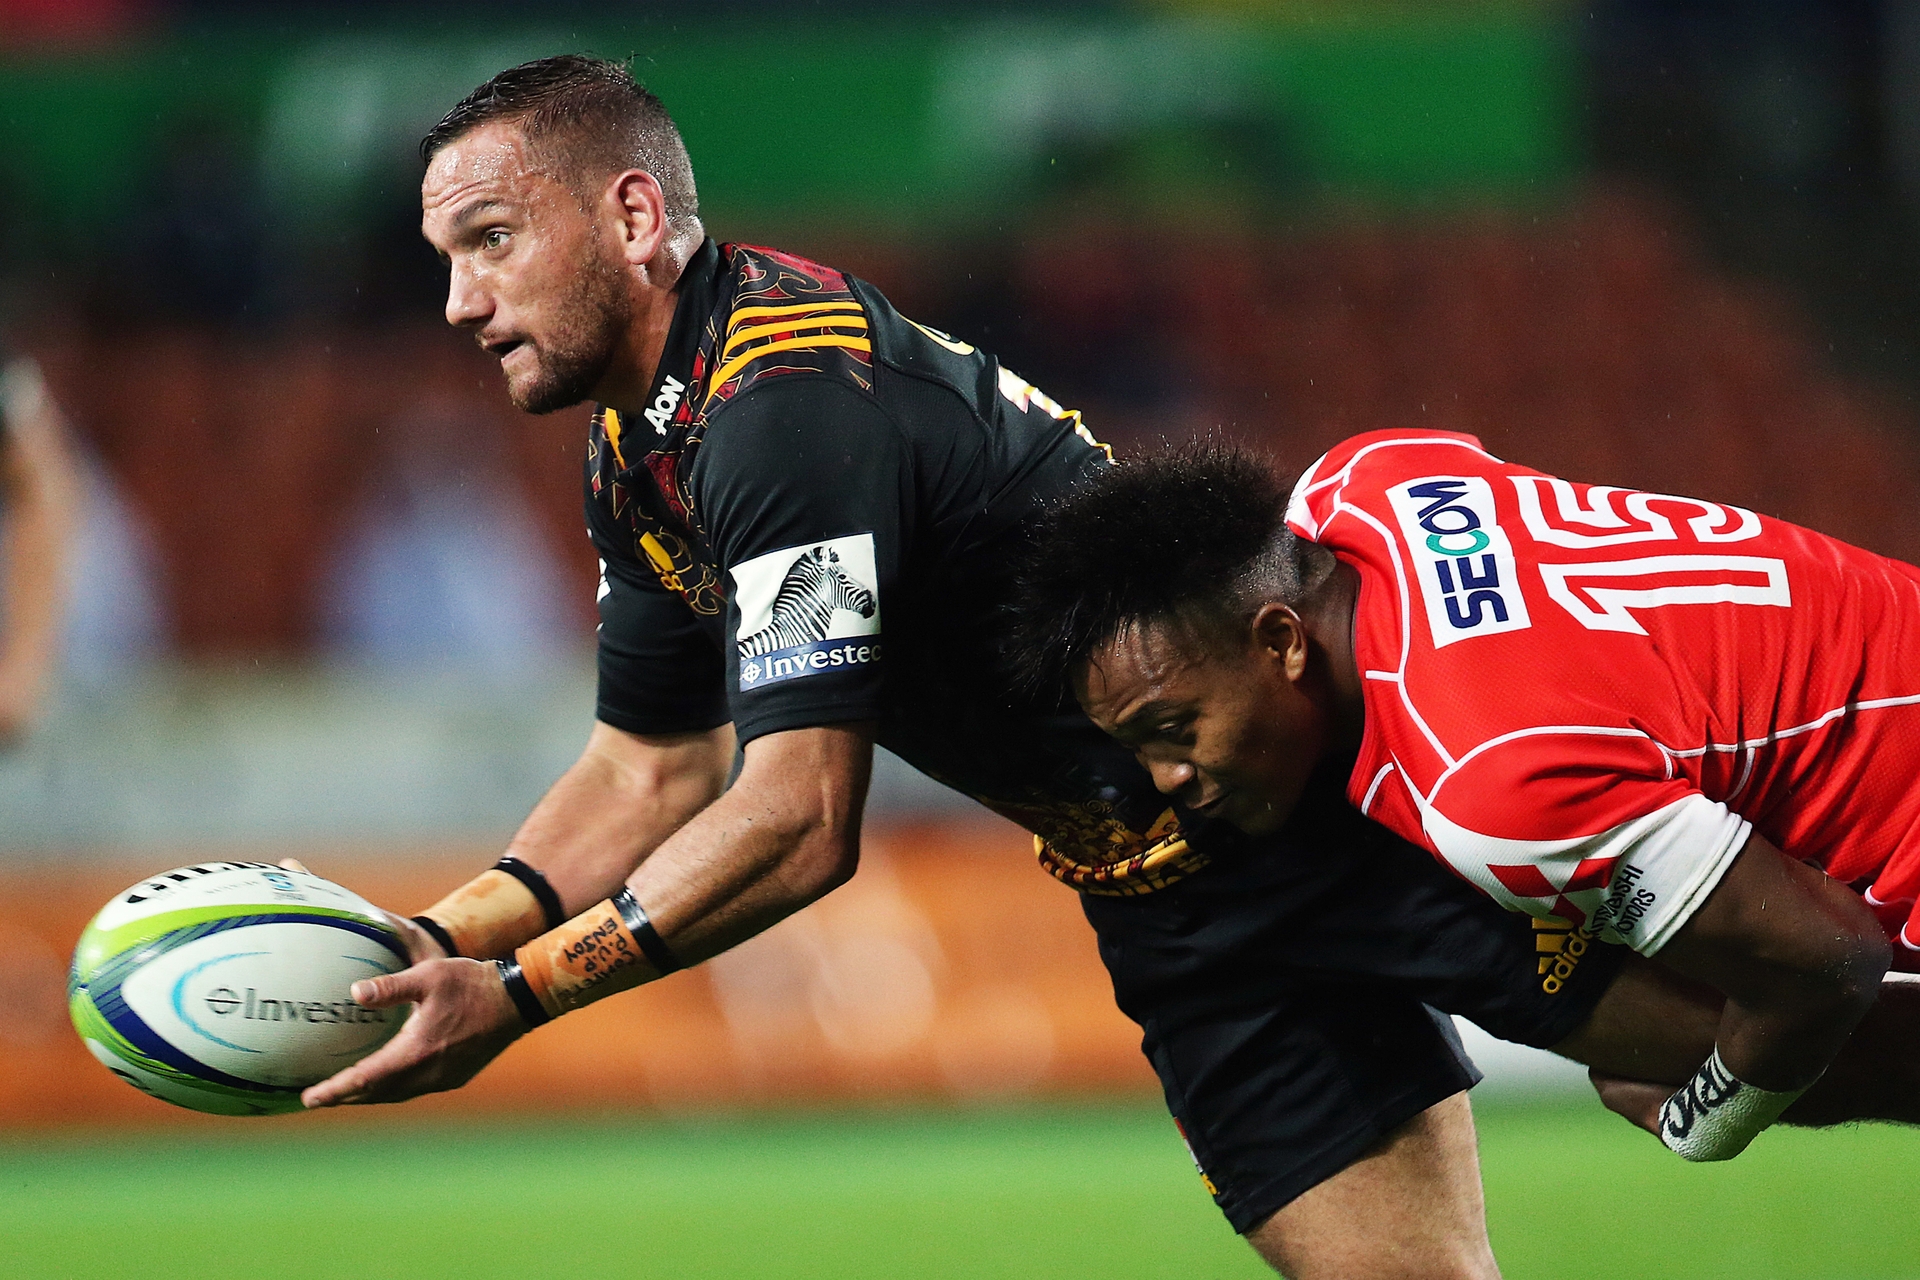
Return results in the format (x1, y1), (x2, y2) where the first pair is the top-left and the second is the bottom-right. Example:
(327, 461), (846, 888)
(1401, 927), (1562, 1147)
(1082, 788), (1624, 1234)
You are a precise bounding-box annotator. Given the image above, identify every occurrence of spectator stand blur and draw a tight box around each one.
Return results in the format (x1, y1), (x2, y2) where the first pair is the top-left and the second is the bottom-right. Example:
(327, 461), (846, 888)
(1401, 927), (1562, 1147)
(0, 347), (162, 709)
(0, 324), (605, 851)
(945, 188), (1920, 571)
(318, 393), (580, 682)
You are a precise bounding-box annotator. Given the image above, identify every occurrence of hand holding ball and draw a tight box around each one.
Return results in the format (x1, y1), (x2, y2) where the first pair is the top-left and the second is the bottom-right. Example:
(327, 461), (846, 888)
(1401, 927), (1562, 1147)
(69, 862), (410, 1115)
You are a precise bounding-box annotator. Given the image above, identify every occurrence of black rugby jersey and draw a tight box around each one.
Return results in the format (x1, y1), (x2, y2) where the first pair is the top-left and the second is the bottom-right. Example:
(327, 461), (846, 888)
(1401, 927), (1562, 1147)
(588, 239), (1207, 893)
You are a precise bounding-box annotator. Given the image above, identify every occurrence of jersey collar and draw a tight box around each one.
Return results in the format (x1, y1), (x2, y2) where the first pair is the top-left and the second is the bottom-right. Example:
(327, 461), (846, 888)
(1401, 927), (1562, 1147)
(611, 236), (724, 456)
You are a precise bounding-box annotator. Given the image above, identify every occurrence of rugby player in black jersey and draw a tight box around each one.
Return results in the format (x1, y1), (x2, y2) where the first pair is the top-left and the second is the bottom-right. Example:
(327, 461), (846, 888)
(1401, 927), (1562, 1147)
(295, 56), (1860, 1277)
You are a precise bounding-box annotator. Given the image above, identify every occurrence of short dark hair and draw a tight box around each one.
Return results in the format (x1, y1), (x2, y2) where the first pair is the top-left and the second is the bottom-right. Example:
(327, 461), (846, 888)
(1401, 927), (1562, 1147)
(422, 54), (698, 223)
(1007, 443), (1334, 695)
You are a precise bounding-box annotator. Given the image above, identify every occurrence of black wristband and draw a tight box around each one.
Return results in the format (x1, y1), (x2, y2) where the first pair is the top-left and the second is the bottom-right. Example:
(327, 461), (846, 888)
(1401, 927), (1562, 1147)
(492, 856), (566, 931)
(495, 958), (552, 1028)
(612, 889), (684, 975)
(411, 915), (460, 959)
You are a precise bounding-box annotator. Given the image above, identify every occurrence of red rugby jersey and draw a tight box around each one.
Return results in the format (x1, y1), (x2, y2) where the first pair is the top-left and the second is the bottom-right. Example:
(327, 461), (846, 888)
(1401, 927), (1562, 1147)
(1286, 429), (1920, 958)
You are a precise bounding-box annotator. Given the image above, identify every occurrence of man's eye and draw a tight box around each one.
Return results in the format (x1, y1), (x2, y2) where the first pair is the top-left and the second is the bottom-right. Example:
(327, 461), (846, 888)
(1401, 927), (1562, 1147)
(482, 228), (508, 250)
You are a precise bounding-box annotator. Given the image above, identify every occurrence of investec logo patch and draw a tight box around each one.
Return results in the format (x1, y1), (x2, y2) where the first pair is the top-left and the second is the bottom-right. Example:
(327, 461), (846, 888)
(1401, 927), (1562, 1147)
(733, 533), (881, 689)
(1387, 476), (1531, 648)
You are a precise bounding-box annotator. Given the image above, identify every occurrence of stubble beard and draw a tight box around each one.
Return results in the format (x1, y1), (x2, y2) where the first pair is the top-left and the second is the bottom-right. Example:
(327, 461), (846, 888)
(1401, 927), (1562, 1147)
(504, 246), (634, 415)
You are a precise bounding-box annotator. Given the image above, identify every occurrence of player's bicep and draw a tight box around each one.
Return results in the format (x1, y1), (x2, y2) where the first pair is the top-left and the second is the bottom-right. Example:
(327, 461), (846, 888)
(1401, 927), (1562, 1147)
(1653, 831), (1889, 1002)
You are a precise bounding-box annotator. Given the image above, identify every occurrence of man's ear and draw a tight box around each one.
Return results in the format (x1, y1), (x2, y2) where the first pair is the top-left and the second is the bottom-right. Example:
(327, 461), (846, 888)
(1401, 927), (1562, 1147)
(604, 169), (668, 266)
(1250, 603), (1311, 682)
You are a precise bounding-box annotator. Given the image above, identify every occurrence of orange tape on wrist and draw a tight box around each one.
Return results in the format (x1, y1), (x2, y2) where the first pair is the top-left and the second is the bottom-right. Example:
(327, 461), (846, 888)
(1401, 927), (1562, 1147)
(514, 892), (662, 1019)
(417, 869), (548, 961)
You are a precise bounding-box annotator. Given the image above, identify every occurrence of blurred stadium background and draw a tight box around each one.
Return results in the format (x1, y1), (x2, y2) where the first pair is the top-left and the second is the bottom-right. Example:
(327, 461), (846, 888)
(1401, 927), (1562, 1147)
(4, 0), (1920, 1275)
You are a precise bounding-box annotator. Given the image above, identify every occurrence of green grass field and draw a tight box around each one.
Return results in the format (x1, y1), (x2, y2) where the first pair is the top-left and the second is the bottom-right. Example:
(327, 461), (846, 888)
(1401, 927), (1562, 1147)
(1, 1099), (1914, 1279)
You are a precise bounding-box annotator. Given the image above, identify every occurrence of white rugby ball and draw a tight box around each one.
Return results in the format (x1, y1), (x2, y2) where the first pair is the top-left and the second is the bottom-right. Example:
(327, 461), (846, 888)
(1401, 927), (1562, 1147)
(69, 861), (411, 1115)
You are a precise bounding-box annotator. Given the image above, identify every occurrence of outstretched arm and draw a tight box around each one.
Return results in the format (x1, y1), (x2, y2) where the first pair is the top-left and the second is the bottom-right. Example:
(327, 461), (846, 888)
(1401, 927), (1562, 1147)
(302, 722), (871, 1106)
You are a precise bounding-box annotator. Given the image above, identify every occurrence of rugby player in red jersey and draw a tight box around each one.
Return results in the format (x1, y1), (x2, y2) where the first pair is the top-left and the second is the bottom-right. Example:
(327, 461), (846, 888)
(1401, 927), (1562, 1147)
(1014, 432), (1920, 1163)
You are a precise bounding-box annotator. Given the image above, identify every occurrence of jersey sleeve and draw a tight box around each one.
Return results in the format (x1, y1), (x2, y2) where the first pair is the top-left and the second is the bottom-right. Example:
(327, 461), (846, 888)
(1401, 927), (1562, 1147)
(690, 377), (907, 745)
(590, 545), (731, 736)
(1419, 738), (1752, 956)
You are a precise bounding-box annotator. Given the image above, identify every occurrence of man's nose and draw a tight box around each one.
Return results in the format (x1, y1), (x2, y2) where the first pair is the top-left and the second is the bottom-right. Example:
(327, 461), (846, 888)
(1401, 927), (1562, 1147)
(445, 264), (490, 329)
(1146, 758), (1195, 797)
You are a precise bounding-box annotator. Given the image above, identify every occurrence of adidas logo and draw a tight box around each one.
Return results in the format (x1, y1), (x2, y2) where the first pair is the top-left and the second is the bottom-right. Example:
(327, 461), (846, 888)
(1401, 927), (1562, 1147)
(1534, 917), (1596, 995)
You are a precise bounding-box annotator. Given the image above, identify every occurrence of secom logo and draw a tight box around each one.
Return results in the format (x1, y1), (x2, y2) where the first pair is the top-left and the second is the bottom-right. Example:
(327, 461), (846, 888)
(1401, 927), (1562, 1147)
(1387, 475), (1532, 649)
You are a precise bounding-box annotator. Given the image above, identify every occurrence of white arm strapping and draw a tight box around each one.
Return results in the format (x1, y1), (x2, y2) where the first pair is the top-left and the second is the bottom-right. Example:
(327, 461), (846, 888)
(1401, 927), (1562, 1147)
(1658, 1047), (1807, 1162)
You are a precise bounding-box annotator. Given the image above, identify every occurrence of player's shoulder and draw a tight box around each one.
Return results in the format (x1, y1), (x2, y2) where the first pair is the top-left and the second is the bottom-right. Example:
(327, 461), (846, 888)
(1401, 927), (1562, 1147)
(1286, 429), (1503, 538)
(704, 243), (879, 412)
(713, 244), (1056, 451)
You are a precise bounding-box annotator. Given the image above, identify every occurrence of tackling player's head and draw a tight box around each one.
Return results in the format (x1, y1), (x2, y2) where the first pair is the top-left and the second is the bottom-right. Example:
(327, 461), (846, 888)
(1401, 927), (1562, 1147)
(420, 55), (704, 414)
(1011, 444), (1349, 835)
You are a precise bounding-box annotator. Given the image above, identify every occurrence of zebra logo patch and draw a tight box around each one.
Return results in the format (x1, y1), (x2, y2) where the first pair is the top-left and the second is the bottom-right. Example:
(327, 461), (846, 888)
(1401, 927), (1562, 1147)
(732, 534), (882, 689)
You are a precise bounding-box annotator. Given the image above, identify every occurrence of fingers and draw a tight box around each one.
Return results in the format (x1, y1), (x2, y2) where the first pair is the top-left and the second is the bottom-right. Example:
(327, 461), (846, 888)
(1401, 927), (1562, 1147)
(1589, 1069), (1668, 1135)
(377, 908), (447, 964)
(302, 1064), (369, 1108)
(303, 982), (448, 1107)
(349, 966), (427, 1009)
(302, 1031), (422, 1108)
(302, 958), (523, 1110)
(277, 858), (313, 874)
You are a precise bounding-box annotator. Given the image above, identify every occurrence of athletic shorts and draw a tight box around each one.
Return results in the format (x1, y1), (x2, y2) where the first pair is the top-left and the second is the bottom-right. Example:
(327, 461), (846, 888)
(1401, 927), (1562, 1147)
(1082, 785), (1624, 1234)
